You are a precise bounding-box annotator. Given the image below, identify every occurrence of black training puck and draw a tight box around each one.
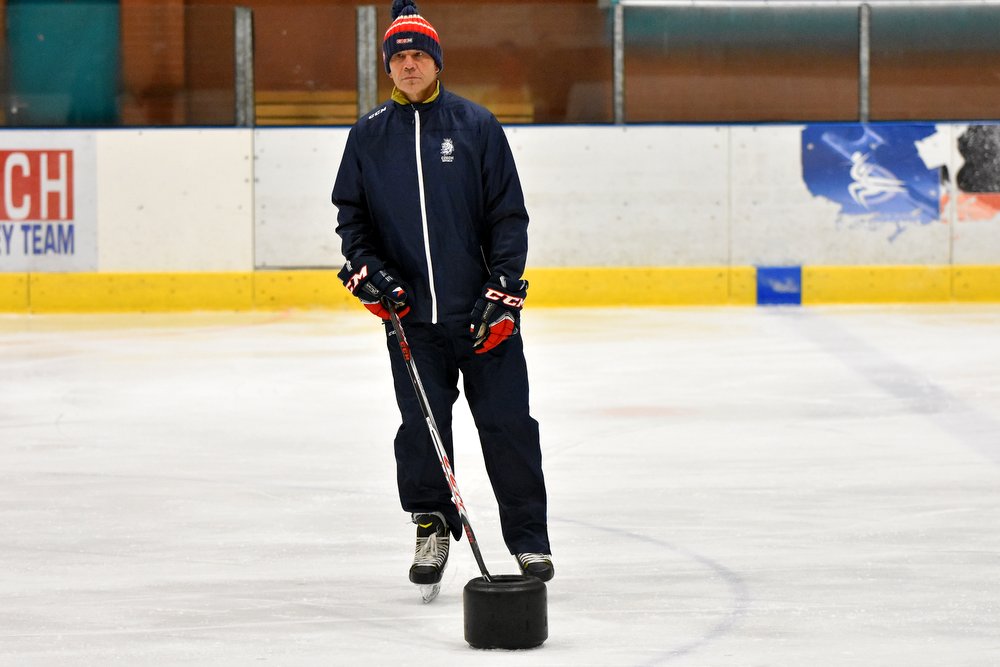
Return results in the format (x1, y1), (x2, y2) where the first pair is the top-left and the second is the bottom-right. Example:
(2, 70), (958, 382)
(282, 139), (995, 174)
(463, 574), (547, 650)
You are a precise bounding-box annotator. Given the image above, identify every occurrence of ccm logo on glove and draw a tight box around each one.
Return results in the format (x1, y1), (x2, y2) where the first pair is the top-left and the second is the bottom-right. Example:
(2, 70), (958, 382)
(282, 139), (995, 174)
(483, 288), (524, 309)
(470, 277), (528, 354)
(342, 264), (369, 293)
(338, 258), (411, 320)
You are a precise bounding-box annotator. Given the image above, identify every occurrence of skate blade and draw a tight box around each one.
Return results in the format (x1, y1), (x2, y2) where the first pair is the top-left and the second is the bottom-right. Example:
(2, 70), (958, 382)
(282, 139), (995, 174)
(419, 583), (440, 603)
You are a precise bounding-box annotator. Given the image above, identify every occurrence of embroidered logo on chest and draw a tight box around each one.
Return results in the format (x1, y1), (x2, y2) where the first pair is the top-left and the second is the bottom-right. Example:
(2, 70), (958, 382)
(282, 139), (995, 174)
(440, 138), (455, 163)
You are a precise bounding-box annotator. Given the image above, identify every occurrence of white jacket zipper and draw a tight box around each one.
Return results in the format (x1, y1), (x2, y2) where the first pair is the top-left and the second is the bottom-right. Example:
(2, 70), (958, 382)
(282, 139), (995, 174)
(413, 108), (438, 323)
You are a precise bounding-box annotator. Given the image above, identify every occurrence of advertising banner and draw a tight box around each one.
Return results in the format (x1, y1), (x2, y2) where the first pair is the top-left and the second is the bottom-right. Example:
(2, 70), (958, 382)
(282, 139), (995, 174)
(0, 132), (97, 271)
(801, 124), (942, 241)
(954, 124), (1000, 223)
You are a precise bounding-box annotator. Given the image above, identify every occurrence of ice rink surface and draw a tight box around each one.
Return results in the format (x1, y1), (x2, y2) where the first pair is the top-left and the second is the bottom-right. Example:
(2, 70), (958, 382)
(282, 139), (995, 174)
(1, 305), (999, 666)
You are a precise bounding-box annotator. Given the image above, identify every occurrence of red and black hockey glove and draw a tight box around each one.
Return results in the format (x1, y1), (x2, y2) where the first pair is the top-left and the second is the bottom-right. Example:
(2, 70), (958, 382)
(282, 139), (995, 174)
(469, 276), (528, 354)
(338, 257), (411, 320)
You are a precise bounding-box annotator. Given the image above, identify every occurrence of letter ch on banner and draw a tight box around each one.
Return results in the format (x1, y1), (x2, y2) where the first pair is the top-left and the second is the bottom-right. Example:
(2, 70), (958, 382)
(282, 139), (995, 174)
(0, 133), (97, 272)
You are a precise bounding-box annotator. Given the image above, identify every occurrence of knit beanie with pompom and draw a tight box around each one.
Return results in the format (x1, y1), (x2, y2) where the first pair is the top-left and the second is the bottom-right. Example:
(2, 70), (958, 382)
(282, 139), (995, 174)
(382, 0), (443, 74)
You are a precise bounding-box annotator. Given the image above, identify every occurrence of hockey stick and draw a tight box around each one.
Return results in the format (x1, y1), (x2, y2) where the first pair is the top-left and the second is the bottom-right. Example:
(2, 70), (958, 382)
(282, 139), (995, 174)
(387, 307), (493, 583)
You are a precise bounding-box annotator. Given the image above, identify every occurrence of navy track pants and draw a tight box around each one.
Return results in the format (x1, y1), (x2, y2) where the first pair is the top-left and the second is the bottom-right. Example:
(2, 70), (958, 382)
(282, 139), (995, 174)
(385, 319), (550, 555)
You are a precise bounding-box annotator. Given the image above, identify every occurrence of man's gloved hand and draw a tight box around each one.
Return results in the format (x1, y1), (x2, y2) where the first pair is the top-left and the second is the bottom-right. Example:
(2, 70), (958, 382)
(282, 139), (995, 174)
(470, 275), (528, 354)
(338, 257), (411, 320)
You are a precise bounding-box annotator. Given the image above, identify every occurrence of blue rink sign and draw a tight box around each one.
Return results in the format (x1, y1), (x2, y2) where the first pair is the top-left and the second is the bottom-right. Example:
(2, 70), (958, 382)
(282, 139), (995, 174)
(757, 266), (802, 306)
(0, 132), (97, 271)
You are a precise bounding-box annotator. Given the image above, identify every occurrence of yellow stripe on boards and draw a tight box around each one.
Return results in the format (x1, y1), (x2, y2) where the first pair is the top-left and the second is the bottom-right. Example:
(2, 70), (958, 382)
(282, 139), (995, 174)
(0, 274), (30, 312)
(524, 267), (756, 307)
(802, 265), (952, 304)
(953, 265), (1000, 302)
(28, 272), (256, 313)
(2, 266), (999, 313)
(254, 270), (353, 310)
(22, 271), (356, 313)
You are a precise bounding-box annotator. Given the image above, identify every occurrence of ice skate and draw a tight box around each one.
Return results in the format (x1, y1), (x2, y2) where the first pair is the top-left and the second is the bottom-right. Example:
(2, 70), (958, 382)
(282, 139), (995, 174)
(516, 553), (554, 582)
(409, 512), (450, 602)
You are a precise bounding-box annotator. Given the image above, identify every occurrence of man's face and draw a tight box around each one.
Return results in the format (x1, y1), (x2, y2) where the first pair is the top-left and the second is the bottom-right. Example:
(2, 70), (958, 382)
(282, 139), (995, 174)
(388, 49), (438, 103)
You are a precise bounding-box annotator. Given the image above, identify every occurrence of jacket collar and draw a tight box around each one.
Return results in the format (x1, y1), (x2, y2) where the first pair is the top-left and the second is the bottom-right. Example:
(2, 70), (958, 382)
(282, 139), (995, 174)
(391, 81), (442, 109)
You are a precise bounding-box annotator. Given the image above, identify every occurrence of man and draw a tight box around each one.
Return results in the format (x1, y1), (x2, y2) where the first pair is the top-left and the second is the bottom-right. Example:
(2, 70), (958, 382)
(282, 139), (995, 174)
(331, 0), (554, 596)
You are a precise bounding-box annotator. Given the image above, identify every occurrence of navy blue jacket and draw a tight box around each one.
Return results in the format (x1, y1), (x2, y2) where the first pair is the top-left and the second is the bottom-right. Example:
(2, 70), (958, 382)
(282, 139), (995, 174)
(332, 86), (529, 324)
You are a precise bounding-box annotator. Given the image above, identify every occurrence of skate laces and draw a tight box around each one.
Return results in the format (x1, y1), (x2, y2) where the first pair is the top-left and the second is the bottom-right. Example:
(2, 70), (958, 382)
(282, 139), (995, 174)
(413, 532), (448, 567)
(412, 513), (449, 568)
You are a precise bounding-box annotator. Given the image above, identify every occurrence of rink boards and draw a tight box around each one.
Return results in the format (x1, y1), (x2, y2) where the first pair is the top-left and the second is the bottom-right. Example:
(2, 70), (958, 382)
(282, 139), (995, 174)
(1, 123), (998, 311)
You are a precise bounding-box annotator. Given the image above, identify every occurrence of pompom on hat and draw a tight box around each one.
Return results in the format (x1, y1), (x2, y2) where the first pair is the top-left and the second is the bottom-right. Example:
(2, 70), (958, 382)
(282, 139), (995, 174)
(383, 0), (443, 74)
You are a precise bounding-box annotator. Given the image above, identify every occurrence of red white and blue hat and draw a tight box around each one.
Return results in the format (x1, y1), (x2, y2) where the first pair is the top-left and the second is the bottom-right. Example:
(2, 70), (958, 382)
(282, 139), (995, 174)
(382, 0), (443, 73)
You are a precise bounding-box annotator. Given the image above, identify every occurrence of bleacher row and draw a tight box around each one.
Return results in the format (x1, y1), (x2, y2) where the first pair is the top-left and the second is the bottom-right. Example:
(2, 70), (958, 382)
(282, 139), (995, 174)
(255, 90), (534, 126)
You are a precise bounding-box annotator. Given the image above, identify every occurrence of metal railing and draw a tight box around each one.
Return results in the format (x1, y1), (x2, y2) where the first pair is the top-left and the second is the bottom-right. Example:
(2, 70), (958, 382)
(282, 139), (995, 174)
(609, 0), (1000, 125)
(233, 5), (380, 128)
(9, 2), (997, 127)
(226, 0), (1000, 127)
